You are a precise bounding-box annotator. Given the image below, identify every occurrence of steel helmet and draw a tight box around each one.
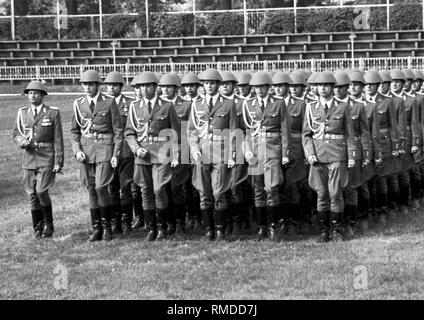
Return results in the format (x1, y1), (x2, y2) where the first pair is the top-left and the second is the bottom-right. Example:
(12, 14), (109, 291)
(348, 70), (366, 84)
(333, 70), (351, 86)
(159, 73), (180, 86)
(220, 71), (238, 83)
(314, 71), (336, 84)
(180, 73), (201, 85)
(135, 72), (159, 85)
(104, 71), (125, 85)
(364, 70), (383, 84)
(402, 69), (416, 80)
(390, 69), (406, 81)
(290, 71), (307, 86)
(307, 72), (317, 84)
(379, 70), (392, 83)
(236, 72), (252, 86)
(272, 71), (293, 85)
(198, 68), (223, 82)
(249, 71), (272, 86)
(80, 70), (102, 83)
(24, 80), (48, 95)
(413, 70), (424, 80)
(299, 69), (310, 82)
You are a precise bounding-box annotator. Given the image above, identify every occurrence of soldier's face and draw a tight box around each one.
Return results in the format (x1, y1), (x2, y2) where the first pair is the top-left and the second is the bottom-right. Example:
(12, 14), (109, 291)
(161, 85), (177, 99)
(350, 82), (364, 97)
(140, 83), (156, 100)
(273, 84), (288, 97)
(253, 85), (269, 98)
(82, 82), (99, 97)
(289, 84), (304, 98)
(365, 83), (379, 96)
(184, 84), (198, 97)
(237, 84), (251, 97)
(378, 82), (390, 94)
(412, 79), (423, 92)
(391, 80), (404, 93)
(310, 85), (318, 95)
(317, 84), (333, 99)
(220, 81), (234, 97)
(333, 85), (349, 99)
(107, 83), (122, 97)
(203, 81), (219, 95)
(404, 79), (412, 91)
(27, 90), (44, 105)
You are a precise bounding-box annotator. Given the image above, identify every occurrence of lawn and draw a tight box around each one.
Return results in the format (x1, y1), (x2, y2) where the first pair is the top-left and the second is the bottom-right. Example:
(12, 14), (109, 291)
(1, 95), (424, 300)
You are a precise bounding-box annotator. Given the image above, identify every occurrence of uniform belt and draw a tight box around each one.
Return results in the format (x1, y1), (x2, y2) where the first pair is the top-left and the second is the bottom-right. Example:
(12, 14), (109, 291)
(145, 136), (169, 143)
(257, 132), (280, 138)
(291, 132), (302, 138)
(83, 132), (114, 139)
(379, 128), (389, 133)
(314, 133), (344, 140)
(32, 141), (53, 148)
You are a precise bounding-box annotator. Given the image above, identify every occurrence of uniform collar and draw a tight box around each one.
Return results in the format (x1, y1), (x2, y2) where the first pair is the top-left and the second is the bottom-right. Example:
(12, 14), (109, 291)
(319, 97), (333, 108)
(257, 95), (269, 107)
(337, 95), (349, 103)
(87, 92), (100, 106)
(31, 103), (43, 115)
(206, 92), (220, 106)
(114, 94), (122, 106)
(144, 95), (158, 108)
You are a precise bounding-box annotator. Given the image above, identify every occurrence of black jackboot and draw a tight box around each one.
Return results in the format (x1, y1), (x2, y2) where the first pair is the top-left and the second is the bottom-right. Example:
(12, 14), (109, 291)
(330, 211), (343, 242)
(214, 209), (226, 241)
(343, 205), (357, 240)
(256, 207), (268, 241)
(144, 209), (157, 241)
(111, 203), (122, 235)
(267, 206), (279, 242)
(156, 208), (168, 241)
(100, 206), (113, 241)
(41, 204), (54, 238)
(202, 208), (215, 241)
(317, 211), (330, 243)
(232, 203), (242, 237)
(174, 204), (187, 239)
(89, 208), (102, 242)
(131, 192), (144, 229)
(31, 209), (43, 239)
(121, 203), (133, 236)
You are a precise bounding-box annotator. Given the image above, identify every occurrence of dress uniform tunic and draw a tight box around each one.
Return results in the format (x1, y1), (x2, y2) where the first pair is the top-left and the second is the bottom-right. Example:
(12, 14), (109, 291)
(13, 104), (64, 209)
(71, 93), (123, 209)
(302, 98), (356, 214)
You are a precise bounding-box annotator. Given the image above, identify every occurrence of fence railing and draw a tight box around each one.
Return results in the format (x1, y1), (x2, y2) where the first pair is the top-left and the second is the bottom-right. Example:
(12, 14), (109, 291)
(1, 57), (423, 82)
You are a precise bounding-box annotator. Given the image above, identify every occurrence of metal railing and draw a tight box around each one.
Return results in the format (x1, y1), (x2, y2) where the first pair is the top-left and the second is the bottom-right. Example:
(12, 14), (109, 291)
(1, 57), (423, 82)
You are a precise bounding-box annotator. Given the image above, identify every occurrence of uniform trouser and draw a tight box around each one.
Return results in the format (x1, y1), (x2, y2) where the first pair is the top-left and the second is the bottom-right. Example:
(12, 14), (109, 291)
(387, 175), (399, 208)
(80, 162), (114, 208)
(184, 177), (201, 219)
(134, 163), (172, 211)
(192, 163), (232, 210)
(358, 182), (370, 218)
(171, 165), (191, 205)
(109, 158), (134, 207)
(23, 167), (55, 210)
(308, 162), (348, 213)
(420, 164), (424, 195)
(251, 158), (283, 208)
(408, 165), (421, 200)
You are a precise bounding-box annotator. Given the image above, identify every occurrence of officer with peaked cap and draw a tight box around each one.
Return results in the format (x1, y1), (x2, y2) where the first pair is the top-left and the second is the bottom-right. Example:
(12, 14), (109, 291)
(13, 81), (64, 239)
(125, 72), (180, 241)
(242, 71), (291, 241)
(334, 70), (371, 239)
(302, 71), (356, 242)
(363, 69), (399, 228)
(188, 68), (238, 241)
(71, 70), (123, 241)
(104, 71), (135, 236)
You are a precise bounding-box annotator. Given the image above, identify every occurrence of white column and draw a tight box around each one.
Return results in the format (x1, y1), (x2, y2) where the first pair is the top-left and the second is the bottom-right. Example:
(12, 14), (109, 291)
(57, 0), (61, 40)
(243, 0), (248, 36)
(146, 0), (150, 38)
(11, 0), (15, 40)
(386, 0), (390, 31)
(294, 0), (297, 34)
(99, 0), (103, 39)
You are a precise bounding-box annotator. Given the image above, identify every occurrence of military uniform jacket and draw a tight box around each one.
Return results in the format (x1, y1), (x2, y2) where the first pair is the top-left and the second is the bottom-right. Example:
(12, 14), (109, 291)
(362, 96), (383, 160)
(283, 95), (306, 161)
(242, 96), (291, 161)
(13, 104), (64, 170)
(302, 98), (355, 163)
(188, 94), (238, 164)
(402, 91), (421, 148)
(339, 96), (372, 161)
(125, 96), (180, 165)
(390, 92), (408, 151)
(416, 91), (424, 151)
(115, 95), (134, 159)
(71, 93), (123, 164)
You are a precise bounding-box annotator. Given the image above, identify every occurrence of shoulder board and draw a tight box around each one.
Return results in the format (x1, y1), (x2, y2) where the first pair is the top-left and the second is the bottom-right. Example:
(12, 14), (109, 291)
(416, 91), (424, 96)
(291, 95), (304, 101)
(19, 106), (28, 110)
(404, 91), (415, 98)
(49, 106), (59, 110)
(160, 96), (173, 103)
(75, 96), (85, 103)
(272, 95), (283, 100)
(221, 95), (232, 101)
(104, 94), (114, 99)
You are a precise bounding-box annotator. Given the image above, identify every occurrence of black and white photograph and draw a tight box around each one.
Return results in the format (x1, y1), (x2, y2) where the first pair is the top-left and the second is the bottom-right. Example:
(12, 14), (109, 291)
(1, 0), (424, 304)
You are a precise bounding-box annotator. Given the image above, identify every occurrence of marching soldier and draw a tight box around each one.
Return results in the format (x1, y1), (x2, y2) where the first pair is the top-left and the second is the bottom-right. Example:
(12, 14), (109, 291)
(13, 81), (64, 239)
(180, 73), (203, 231)
(302, 71), (356, 242)
(242, 71), (291, 241)
(364, 70), (399, 227)
(125, 72), (180, 241)
(71, 70), (123, 242)
(104, 71), (135, 236)
(334, 71), (371, 239)
(188, 68), (238, 241)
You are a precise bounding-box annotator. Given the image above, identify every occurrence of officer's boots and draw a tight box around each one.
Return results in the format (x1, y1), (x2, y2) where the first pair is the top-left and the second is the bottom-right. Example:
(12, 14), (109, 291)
(174, 204), (187, 240)
(121, 203), (133, 237)
(343, 205), (356, 240)
(232, 205), (242, 237)
(155, 208), (168, 241)
(89, 208), (103, 242)
(143, 209), (157, 241)
(268, 206), (279, 242)
(214, 210), (226, 241)
(329, 212), (343, 242)
(317, 211), (330, 243)
(100, 207), (113, 241)
(201, 208), (215, 241)
(111, 204), (123, 235)
(31, 209), (44, 239)
(255, 207), (268, 241)
(41, 204), (54, 238)
(131, 192), (144, 230)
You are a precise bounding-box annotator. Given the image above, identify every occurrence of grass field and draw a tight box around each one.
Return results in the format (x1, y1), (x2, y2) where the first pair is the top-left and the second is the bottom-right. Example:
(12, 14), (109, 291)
(1, 95), (424, 300)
